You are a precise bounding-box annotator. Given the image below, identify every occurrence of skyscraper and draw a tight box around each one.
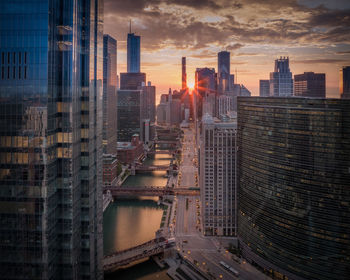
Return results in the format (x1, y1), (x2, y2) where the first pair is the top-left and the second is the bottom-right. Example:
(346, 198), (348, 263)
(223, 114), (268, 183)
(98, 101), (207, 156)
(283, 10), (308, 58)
(340, 66), (350, 99)
(294, 72), (325, 98)
(0, 0), (104, 279)
(117, 90), (141, 142)
(200, 113), (237, 236)
(270, 57), (293, 96)
(259, 79), (270, 97)
(182, 57), (187, 90)
(103, 35), (118, 154)
(218, 51), (230, 93)
(195, 67), (217, 119)
(237, 96), (350, 280)
(127, 28), (141, 73)
(120, 72), (146, 90)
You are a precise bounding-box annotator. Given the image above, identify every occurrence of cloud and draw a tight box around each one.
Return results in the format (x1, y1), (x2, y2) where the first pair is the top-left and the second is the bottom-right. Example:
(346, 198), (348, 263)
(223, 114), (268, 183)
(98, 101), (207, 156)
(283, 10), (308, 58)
(293, 59), (349, 64)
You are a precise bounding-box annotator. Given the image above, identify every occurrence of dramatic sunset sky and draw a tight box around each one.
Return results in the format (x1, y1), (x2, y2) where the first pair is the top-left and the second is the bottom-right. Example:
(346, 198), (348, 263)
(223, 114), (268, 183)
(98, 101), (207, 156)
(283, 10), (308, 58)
(104, 0), (350, 101)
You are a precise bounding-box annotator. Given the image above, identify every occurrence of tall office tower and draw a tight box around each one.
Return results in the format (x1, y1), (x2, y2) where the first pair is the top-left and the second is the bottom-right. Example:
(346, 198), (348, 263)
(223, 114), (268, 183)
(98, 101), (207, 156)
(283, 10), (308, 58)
(103, 35), (118, 154)
(294, 72), (326, 98)
(117, 90), (141, 141)
(0, 0), (104, 279)
(259, 79), (270, 97)
(200, 114), (237, 236)
(127, 29), (140, 73)
(340, 66), (350, 99)
(120, 72), (146, 90)
(218, 95), (233, 116)
(195, 68), (217, 119)
(218, 51), (230, 93)
(269, 57), (293, 96)
(182, 57), (187, 90)
(140, 82), (156, 123)
(237, 97), (350, 280)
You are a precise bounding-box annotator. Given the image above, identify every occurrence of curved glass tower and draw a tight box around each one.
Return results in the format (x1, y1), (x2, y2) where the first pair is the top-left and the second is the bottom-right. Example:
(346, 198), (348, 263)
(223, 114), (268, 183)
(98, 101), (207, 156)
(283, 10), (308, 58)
(237, 97), (350, 280)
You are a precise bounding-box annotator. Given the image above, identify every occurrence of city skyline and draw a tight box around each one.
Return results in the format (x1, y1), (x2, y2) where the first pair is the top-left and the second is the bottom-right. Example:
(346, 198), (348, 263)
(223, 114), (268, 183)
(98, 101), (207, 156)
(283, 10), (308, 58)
(104, 0), (350, 98)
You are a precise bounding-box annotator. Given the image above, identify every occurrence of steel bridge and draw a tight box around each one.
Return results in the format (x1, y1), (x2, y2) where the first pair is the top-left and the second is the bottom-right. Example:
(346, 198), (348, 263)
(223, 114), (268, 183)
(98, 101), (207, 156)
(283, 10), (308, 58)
(135, 164), (170, 171)
(104, 238), (171, 273)
(104, 186), (200, 197)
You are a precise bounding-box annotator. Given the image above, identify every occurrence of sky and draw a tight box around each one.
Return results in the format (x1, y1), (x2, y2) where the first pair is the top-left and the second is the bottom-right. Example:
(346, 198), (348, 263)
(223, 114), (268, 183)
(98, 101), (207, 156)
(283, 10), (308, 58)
(104, 0), (350, 101)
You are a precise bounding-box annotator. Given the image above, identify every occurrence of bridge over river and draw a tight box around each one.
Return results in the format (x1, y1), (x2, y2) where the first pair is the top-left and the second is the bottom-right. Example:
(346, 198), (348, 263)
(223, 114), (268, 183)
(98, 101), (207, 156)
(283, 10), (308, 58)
(104, 237), (174, 273)
(103, 186), (200, 197)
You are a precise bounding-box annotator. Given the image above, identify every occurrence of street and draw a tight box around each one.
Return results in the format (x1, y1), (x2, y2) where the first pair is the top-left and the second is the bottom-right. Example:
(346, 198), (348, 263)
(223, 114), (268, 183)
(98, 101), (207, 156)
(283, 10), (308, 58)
(172, 125), (270, 280)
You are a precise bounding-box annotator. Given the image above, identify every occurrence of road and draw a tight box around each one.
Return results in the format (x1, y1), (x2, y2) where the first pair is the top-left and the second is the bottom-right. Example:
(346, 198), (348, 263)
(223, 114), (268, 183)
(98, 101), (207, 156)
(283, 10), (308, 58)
(173, 124), (270, 280)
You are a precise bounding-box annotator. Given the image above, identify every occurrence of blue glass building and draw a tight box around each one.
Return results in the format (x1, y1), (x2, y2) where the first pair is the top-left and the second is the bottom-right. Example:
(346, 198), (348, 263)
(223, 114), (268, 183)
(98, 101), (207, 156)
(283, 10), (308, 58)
(0, 0), (104, 279)
(127, 33), (140, 73)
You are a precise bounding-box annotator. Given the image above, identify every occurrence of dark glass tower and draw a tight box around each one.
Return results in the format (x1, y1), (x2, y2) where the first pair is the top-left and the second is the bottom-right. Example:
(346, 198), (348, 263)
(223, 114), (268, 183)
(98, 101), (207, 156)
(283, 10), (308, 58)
(340, 66), (350, 99)
(294, 72), (326, 98)
(127, 33), (140, 73)
(218, 51), (230, 93)
(0, 0), (104, 279)
(117, 90), (141, 142)
(103, 35), (118, 154)
(237, 97), (350, 280)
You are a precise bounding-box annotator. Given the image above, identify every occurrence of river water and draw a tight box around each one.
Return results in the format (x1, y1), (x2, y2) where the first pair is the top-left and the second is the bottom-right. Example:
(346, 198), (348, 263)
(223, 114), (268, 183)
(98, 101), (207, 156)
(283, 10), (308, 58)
(103, 153), (172, 279)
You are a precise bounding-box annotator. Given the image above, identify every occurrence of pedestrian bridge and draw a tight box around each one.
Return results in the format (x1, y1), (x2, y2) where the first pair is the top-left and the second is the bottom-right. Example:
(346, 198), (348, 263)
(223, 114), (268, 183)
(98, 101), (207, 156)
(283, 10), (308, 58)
(103, 237), (172, 273)
(103, 186), (200, 197)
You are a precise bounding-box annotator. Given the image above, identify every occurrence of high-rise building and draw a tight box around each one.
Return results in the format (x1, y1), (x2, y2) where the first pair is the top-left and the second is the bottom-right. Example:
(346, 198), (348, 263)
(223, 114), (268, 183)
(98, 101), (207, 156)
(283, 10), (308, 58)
(237, 97), (350, 280)
(200, 113), (237, 236)
(218, 51), (230, 93)
(0, 1), (104, 279)
(294, 72), (326, 98)
(217, 95), (233, 116)
(259, 79), (270, 97)
(182, 57), (187, 90)
(117, 90), (141, 141)
(270, 57), (293, 96)
(195, 68), (217, 119)
(127, 31), (140, 73)
(340, 66), (350, 99)
(120, 72), (146, 90)
(103, 35), (118, 154)
(140, 81), (156, 123)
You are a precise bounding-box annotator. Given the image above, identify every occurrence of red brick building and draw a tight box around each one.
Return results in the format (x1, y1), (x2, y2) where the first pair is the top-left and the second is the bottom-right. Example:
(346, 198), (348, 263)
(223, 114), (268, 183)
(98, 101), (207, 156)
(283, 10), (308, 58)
(103, 154), (118, 186)
(117, 134), (144, 165)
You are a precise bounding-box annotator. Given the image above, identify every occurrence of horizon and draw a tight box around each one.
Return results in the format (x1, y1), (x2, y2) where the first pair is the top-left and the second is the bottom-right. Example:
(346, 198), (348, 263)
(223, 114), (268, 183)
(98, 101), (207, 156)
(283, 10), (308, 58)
(104, 0), (350, 102)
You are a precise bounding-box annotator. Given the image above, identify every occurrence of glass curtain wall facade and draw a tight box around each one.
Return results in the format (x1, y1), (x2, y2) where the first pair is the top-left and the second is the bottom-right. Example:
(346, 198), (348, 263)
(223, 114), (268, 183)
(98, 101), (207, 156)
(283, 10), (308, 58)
(127, 33), (140, 73)
(103, 35), (117, 155)
(0, 0), (104, 279)
(117, 90), (141, 142)
(237, 97), (350, 280)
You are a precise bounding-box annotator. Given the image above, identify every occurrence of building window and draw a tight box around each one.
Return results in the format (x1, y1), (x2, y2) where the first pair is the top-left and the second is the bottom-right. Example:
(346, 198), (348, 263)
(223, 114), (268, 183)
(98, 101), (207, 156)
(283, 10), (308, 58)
(13, 66), (15, 79)
(7, 52), (10, 64)
(7, 66), (10, 79)
(24, 66), (27, 79)
(24, 52), (27, 64)
(1, 53), (4, 65)
(1, 66), (4, 79)
(13, 52), (15, 64)
(18, 53), (21, 64)
(18, 66), (21, 79)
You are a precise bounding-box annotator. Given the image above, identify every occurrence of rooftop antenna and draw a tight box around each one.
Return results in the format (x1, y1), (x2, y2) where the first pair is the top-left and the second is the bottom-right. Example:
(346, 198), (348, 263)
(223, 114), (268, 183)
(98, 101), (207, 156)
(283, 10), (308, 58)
(129, 20), (131, 33)
(235, 68), (237, 84)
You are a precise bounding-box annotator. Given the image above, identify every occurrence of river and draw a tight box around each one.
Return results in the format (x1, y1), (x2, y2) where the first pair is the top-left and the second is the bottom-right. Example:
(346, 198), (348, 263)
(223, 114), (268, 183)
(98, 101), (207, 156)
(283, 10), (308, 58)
(103, 153), (173, 279)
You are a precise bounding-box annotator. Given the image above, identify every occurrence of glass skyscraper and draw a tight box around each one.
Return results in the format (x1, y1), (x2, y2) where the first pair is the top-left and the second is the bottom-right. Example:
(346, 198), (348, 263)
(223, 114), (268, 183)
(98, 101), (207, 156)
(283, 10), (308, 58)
(218, 51), (230, 93)
(0, 0), (104, 279)
(103, 34), (118, 155)
(127, 33), (140, 73)
(269, 57), (293, 96)
(237, 97), (350, 280)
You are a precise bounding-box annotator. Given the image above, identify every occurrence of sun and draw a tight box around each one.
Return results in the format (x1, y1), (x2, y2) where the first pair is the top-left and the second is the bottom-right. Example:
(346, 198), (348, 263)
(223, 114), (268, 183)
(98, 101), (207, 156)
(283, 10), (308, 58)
(187, 80), (194, 90)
